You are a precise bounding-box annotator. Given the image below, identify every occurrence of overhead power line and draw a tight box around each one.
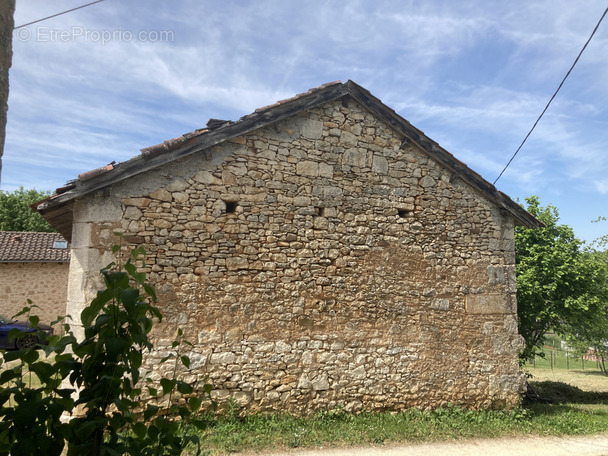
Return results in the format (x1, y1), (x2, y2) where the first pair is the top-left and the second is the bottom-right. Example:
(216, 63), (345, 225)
(14, 0), (105, 30)
(493, 5), (608, 186)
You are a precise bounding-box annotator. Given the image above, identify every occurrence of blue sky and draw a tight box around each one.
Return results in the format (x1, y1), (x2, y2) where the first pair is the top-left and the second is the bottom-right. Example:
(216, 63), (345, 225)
(3, 0), (608, 244)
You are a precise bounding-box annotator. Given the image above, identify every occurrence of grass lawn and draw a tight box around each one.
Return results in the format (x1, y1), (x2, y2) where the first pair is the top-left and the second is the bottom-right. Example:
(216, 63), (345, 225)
(193, 366), (608, 455)
(526, 367), (608, 393)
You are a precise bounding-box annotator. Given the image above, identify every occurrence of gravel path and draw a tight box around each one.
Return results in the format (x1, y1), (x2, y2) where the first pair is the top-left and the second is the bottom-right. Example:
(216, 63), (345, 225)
(236, 434), (608, 456)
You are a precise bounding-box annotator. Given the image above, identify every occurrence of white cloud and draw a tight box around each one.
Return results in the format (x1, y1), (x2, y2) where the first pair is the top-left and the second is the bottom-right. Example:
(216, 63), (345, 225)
(3, 0), (608, 242)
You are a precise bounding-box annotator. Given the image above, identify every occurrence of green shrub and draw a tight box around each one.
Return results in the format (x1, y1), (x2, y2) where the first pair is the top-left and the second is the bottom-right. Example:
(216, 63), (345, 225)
(0, 242), (212, 455)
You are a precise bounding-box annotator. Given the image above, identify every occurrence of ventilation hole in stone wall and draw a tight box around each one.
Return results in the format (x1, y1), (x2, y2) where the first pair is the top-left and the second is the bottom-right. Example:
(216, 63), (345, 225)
(225, 201), (238, 213)
(315, 207), (325, 216)
(398, 209), (409, 218)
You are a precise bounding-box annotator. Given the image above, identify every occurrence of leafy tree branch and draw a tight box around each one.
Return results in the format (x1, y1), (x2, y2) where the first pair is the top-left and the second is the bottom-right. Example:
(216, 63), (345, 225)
(515, 196), (608, 363)
(0, 187), (54, 232)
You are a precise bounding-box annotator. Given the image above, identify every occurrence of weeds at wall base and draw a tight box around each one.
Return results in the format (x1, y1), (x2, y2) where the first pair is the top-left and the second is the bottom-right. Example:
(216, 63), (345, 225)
(191, 378), (608, 455)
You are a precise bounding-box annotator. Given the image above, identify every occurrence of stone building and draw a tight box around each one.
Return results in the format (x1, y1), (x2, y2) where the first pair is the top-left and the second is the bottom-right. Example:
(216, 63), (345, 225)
(0, 231), (70, 328)
(36, 81), (541, 413)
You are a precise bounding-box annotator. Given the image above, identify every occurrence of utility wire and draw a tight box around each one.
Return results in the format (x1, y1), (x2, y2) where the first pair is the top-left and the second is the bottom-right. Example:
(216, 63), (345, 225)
(14, 0), (105, 30)
(493, 5), (608, 186)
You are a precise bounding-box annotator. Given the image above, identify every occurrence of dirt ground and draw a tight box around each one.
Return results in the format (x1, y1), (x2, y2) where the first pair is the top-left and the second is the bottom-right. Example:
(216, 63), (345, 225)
(237, 434), (608, 456)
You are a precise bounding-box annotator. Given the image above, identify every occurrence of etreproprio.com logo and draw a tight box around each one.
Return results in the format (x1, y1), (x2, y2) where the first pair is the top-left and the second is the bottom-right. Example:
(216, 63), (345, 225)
(16, 26), (175, 45)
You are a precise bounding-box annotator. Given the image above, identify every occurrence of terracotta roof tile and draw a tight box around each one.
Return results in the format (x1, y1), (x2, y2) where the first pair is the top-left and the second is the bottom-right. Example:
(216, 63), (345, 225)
(60, 82), (345, 189)
(78, 163), (114, 182)
(140, 128), (210, 159)
(0, 231), (70, 262)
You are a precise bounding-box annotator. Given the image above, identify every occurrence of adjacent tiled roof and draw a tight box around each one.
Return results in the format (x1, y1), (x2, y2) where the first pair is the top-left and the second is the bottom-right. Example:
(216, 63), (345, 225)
(0, 231), (70, 262)
(34, 80), (543, 240)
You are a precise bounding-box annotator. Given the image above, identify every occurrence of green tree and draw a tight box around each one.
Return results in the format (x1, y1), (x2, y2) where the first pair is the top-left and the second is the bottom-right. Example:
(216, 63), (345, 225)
(566, 249), (608, 374)
(515, 196), (608, 363)
(0, 186), (55, 232)
(592, 216), (608, 249)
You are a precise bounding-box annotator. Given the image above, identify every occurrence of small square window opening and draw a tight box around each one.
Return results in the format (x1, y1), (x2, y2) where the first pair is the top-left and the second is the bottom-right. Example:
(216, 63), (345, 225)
(225, 201), (238, 213)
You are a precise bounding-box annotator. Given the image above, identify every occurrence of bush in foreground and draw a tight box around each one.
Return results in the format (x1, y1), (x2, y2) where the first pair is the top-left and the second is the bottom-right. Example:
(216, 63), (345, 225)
(0, 243), (212, 456)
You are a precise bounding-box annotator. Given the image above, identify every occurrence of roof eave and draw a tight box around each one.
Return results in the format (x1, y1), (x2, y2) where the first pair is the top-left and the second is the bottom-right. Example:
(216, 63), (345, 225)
(34, 199), (74, 242)
(0, 259), (70, 263)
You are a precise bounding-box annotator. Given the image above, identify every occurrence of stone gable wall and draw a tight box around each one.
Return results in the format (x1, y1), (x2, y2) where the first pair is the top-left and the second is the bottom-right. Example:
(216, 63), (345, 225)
(0, 262), (69, 332)
(68, 98), (525, 413)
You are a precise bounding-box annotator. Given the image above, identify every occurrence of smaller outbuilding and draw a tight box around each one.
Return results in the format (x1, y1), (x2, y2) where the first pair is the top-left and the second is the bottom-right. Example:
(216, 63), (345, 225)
(0, 231), (70, 328)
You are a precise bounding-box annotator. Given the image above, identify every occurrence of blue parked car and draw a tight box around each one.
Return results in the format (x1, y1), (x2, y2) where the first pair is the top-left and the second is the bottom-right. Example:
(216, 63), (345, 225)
(0, 314), (54, 350)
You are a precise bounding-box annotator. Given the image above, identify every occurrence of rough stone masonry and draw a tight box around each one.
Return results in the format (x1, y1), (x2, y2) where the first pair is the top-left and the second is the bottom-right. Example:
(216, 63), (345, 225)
(39, 82), (540, 415)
